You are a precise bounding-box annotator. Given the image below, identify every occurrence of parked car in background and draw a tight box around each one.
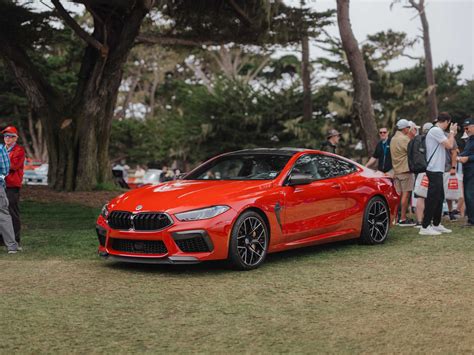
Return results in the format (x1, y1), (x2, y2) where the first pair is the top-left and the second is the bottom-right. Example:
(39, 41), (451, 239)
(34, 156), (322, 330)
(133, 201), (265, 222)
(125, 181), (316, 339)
(141, 169), (162, 185)
(96, 148), (400, 270)
(23, 163), (48, 185)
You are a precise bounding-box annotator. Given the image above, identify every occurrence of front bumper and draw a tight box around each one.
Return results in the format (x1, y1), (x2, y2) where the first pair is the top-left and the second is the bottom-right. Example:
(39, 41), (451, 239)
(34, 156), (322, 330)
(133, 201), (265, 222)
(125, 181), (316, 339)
(95, 210), (236, 263)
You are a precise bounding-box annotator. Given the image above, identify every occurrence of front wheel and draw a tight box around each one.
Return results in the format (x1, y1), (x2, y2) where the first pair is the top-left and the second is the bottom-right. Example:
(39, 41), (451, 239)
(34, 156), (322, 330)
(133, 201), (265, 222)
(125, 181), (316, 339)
(228, 211), (269, 270)
(360, 197), (390, 245)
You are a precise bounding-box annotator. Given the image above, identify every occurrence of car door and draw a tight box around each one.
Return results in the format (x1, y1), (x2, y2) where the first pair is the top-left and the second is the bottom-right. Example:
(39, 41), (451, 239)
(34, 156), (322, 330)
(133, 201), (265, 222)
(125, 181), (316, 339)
(281, 154), (349, 243)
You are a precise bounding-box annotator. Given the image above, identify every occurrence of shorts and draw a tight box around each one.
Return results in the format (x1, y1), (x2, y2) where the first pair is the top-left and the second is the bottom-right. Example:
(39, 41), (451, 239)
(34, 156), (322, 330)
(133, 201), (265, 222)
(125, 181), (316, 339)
(394, 172), (415, 194)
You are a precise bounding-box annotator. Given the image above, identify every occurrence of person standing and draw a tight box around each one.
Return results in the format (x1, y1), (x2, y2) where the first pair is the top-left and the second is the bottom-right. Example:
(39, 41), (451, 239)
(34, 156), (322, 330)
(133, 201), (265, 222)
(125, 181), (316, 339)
(420, 113), (457, 235)
(320, 129), (341, 154)
(390, 119), (416, 226)
(457, 118), (474, 227)
(2, 126), (25, 244)
(365, 127), (393, 174)
(0, 143), (19, 253)
(413, 122), (434, 227)
(443, 129), (459, 221)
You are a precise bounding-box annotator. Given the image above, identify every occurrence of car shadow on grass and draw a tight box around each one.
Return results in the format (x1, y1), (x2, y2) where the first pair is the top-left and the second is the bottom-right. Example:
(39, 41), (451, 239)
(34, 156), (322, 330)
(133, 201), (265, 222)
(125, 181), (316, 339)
(98, 238), (370, 275)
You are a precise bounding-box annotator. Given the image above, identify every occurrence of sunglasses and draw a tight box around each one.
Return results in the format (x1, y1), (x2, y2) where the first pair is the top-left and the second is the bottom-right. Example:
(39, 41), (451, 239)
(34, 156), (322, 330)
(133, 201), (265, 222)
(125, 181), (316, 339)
(379, 131), (388, 134)
(3, 134), (17, 138)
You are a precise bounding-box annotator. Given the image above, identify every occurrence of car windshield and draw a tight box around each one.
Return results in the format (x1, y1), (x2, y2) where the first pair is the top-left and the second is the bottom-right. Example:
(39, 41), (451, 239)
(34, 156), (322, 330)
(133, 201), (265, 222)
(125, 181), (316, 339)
(184, 153), (292, 180)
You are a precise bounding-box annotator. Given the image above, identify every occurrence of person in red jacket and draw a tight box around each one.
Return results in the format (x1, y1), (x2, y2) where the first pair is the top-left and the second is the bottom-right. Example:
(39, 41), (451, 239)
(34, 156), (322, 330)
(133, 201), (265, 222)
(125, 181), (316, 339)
(2, 126), (25, 245)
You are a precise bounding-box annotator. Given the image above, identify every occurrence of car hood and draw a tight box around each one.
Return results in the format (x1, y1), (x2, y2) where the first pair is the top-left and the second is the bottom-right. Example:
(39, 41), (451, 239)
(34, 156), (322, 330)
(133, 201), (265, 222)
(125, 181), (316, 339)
(108, 179), (275, 214)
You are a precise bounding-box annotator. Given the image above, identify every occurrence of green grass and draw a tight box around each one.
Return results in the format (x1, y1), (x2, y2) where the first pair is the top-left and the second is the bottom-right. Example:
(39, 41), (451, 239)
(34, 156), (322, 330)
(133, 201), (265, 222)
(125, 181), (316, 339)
(0, 201), (473, 353)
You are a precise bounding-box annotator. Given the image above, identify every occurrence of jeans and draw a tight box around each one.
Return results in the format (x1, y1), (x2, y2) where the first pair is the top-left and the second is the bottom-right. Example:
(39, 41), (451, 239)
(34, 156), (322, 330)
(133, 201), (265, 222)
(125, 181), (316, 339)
(464, 172), (474, 225)
(422, 171), (444, 228)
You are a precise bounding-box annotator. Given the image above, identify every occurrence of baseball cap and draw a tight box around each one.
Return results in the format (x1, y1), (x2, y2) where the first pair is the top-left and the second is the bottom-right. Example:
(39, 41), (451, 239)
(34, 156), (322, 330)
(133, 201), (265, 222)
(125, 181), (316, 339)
(422, 122), (433, 133)
(408, 121), (420, 129)
(396, 119), (410, 129)
(463, 118), (474, 127)
(326, 129), (341, 139)
(1, 126), (18, 136)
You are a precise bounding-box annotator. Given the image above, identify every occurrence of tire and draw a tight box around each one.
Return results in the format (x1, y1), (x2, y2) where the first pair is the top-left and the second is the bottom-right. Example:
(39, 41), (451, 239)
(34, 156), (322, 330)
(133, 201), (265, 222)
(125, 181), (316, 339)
(228, 211), (269, 270)
(360, 196), (390, 245)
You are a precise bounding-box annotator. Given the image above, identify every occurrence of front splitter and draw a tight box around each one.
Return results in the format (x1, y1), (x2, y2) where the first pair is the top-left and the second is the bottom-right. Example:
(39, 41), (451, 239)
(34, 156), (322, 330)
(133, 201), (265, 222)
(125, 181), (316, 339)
(99, 252), (200, 265)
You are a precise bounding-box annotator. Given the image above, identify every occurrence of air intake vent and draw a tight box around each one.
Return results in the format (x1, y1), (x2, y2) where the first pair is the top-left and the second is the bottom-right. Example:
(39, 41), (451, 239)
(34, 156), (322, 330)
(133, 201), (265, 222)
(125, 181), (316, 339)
(172, 231), (213, 253)
(110, 238), (168, 254)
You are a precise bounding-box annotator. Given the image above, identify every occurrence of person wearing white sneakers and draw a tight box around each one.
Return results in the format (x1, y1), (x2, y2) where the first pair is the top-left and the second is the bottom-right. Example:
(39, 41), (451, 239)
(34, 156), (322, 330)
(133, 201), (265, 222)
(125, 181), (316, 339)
(420, 113), (457, 235)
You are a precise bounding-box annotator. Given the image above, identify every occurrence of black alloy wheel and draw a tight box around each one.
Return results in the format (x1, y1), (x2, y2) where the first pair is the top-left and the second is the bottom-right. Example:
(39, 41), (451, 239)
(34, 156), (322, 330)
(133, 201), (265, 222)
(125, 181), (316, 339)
(228, 211), (269, 270)
(360, 196), (390, 244)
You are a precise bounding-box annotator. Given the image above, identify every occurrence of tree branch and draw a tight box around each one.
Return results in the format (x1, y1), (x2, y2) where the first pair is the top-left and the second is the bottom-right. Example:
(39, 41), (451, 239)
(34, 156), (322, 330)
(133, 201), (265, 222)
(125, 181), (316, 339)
(227, 0), (253, 26)
(0, 35), (59, 114)
(51, 0), (108, 57)
(136, 34), (226, 47)
(401, 53), (422, 60)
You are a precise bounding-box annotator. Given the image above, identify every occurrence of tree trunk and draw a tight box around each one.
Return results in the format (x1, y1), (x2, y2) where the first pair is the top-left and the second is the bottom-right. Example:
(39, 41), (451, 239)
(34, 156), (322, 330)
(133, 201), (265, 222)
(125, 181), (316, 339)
(418, 2), (438, 120)
(0, 1), (152, 191)
(336, 0), (378, 154)
(301, 34), (312, 121)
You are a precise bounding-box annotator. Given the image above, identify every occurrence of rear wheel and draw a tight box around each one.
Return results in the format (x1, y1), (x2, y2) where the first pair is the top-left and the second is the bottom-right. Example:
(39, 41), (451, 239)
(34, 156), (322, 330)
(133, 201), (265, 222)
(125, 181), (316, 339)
(228, 211), (269, 270)
(360, 196), (390, 245)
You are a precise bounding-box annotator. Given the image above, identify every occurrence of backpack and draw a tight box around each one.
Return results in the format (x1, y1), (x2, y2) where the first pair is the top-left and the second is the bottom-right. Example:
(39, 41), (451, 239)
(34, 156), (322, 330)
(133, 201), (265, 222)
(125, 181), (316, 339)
(407, 128), (438, 174)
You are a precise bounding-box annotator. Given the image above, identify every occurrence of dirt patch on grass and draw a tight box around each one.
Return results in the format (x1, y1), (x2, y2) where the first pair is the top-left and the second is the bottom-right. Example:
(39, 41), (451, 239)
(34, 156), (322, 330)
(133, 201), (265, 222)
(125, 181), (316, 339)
(21, 185), (123, 208)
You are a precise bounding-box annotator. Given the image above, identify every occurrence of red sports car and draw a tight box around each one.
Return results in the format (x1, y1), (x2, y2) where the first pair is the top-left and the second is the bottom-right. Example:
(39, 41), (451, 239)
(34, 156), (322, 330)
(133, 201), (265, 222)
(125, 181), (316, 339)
(96, 148), (399, 270)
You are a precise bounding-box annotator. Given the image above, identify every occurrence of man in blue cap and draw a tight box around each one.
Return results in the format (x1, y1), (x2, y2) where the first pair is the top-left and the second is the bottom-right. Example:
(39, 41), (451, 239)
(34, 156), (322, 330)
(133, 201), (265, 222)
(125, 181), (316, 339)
(458, 117), (474, 227)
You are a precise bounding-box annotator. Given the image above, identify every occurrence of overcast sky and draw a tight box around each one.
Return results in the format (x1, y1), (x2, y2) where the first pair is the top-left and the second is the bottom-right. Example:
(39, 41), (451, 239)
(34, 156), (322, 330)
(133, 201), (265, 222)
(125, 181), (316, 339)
(286, 0), (473, 80)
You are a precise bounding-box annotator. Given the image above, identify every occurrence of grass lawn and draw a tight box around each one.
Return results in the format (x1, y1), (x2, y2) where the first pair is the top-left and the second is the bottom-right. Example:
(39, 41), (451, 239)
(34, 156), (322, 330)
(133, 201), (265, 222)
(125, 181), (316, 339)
(0, 200), (473, 353)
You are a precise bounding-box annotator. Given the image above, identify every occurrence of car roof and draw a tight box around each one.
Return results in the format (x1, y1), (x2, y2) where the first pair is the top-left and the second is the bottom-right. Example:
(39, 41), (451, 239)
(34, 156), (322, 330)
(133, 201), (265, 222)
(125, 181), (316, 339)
(224, 147), (308, 157)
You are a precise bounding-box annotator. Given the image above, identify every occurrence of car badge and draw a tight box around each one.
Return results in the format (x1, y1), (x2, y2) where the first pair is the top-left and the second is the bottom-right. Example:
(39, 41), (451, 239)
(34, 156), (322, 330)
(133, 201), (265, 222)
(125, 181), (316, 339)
(135, 205), (143, 211)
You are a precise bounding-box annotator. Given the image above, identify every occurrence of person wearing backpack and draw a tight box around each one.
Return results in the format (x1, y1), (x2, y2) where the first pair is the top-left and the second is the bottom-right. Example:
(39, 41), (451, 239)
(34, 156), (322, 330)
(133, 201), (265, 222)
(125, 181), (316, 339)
(412, 122), (434, 227)
(420, 112), (458, 235)
(391, 119), (417, 226)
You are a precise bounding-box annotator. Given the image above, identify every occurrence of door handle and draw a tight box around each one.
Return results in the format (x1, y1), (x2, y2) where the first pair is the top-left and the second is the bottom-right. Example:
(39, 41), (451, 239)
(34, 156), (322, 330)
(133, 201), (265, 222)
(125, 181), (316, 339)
(331, 183), (341, 189)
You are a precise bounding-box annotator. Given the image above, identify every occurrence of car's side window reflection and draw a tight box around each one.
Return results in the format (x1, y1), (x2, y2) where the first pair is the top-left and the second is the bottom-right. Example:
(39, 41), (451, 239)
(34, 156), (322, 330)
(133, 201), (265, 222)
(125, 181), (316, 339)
(292, 154), (357, 181)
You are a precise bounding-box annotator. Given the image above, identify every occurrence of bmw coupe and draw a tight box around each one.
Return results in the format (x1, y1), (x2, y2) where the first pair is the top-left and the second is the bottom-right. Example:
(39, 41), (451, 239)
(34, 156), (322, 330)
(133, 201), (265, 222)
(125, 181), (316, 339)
(96, 148), (399, 270)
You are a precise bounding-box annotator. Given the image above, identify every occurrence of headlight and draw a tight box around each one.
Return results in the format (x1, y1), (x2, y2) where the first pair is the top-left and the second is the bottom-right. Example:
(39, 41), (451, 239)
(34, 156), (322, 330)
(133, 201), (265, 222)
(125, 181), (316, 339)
(175, 205), (230, 221)
(100, 204), (109, 220)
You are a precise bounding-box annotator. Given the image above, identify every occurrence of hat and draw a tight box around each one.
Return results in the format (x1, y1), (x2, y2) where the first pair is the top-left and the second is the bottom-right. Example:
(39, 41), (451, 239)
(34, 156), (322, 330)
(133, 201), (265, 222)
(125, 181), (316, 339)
(463, 118), (474, 127)
(396, 119), (410, 129)
(326, 129), (341, 139)
(408, 121), (420, 129)
(1, 126), (18, 136)
(422, 122), (433, 133)
(461, 131), (469, 140)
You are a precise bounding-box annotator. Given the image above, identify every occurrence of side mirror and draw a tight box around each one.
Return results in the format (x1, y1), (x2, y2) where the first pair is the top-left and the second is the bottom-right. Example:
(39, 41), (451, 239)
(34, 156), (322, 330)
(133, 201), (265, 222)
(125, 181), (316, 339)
(287, 173), (314, 186)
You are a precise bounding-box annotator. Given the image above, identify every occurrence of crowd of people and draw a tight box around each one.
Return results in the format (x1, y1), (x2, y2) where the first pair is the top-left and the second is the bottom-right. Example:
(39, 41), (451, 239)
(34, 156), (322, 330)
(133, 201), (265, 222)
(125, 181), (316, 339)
(112, 161), (182, 188)
(358, 113), (473, 233)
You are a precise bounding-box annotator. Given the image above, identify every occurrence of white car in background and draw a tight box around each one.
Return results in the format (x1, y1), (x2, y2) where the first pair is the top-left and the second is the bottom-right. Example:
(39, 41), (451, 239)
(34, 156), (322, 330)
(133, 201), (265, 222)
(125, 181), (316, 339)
(23, 163), (48, 185)
(141, 169), (162, 185)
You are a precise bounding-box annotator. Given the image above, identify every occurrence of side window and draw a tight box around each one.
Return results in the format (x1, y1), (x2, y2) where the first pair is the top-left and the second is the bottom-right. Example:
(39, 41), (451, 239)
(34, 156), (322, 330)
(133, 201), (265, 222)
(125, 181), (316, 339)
(291, 155), (321, 180)
(315, 155), (357, 179)
(291, 154), (357, 181)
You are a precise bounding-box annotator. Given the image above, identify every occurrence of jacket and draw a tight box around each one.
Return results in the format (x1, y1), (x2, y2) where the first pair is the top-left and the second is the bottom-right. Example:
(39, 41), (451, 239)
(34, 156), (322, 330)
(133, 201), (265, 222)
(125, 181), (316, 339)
(6, 143), (25, 188)
(460, 135), (474, 176)
(320, 141), (337, 154)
